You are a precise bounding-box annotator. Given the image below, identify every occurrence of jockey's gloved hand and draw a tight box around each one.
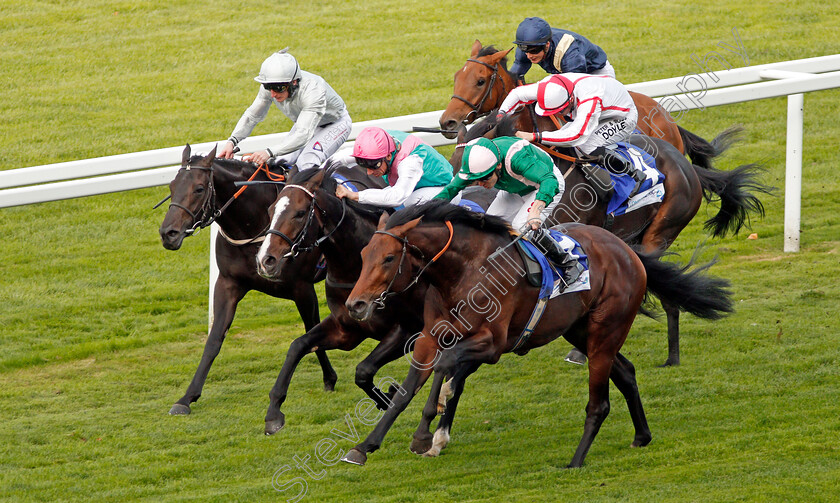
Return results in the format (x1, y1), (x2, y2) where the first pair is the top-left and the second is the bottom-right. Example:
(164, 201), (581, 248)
(495, 111), (506, 121)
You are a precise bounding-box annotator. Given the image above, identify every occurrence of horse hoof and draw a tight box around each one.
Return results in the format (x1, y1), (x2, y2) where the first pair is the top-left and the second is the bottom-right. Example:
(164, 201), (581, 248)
(323, 382), (336, 392)
(169, 404), (191, 415)
(341, 449), (367, 466)
(410, 435), (433, 455)
(265, 417), (286, 435)
(658, 359), (679, 368)
(632, 435), (652, 448)
(564, 349), (587, 365)
(436, 403), (446, 415)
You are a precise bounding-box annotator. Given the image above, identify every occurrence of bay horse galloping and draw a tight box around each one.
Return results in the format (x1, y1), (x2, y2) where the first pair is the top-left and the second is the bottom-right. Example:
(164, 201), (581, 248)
(341, 201), (734, 468)
(451, 113), (767, 366)
(440, 40), (749, 175)
(159, 145), (346, 416)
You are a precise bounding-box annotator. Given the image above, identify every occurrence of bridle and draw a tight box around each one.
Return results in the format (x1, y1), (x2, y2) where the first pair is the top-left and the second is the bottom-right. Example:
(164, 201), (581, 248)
(370, 221), (454, 309)
(165, 164), (219, 236)
(451, 58), (509, 123)
(158, 161), (286, 238)
(264, 184), (347, 259)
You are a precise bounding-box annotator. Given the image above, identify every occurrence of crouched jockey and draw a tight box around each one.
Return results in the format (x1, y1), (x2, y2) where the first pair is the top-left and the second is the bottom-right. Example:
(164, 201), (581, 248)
(335, 127), (453, 208)
(434, 136), (584, 286)
(498, 73), (647, 197)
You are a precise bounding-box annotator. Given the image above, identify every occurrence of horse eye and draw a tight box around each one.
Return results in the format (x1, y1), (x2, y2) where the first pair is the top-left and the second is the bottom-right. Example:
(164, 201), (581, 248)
(295, 210), (306, 218)
(383, 255), (395, 264)
(195, 186), (205, 194)
(477, 78), (486, 86)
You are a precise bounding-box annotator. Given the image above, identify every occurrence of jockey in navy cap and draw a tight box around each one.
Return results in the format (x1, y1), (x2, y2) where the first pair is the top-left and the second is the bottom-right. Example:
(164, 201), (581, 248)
(510, 17), (615, 82)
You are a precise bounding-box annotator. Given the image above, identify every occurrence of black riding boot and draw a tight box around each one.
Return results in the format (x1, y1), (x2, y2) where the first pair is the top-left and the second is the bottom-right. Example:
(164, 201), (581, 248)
(592, 147), (646, 198)
(530, 228), (585, 288)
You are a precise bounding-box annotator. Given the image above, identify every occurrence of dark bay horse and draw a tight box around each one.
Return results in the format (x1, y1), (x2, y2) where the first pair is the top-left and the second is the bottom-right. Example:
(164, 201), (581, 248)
(440, 40), (750, 174)
(452, 114), (767, 365)
(341, 201), (734, 468)
(159, 145), (346, 415)
(254, 165), (431, 435)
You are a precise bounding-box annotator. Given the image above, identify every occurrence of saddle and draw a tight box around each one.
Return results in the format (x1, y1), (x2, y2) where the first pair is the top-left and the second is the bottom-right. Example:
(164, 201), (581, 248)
(515, 240), (545, 288)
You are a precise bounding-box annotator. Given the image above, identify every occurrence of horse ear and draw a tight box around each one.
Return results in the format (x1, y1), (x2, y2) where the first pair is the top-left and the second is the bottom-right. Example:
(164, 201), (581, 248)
(457, 124), (467, 143)
(182, 144), (191, 165)
(470, 39), (482, 58)
(393, 217), (423, 236)
(377, 211), (389, 230)
(208, 144), (217, 160)
(305, 168), (327, 188)
(489, 47), (514, 63)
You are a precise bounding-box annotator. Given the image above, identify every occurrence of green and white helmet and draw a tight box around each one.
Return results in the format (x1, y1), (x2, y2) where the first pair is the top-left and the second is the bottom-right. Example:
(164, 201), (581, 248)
(458, 138), (502, 181)
(254, 50), (301, 84)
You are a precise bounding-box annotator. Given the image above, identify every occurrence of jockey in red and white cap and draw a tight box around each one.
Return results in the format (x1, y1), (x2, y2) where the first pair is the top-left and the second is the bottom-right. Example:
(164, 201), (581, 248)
(498, 73), (646, 195)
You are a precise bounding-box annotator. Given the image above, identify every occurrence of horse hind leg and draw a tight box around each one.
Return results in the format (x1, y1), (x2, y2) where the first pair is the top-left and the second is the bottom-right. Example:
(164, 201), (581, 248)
(610, 352), (652, 447)
(410, 370), (447, 455)
(661, 299), (681, 366)
(567, 348), (613, 468)
(426, 361), (482, 457)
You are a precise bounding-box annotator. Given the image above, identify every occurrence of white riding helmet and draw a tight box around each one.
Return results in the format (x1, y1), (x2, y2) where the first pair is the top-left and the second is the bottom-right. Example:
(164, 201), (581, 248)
(254, 51), (301, 84)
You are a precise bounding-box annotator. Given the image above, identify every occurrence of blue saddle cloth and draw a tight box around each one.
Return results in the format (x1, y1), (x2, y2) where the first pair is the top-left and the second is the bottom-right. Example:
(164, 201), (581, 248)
(331, 173), (360, 192)
(456, 199), (486, 213)
(518, 230), (589, 300)
(606, 142), (664, 216)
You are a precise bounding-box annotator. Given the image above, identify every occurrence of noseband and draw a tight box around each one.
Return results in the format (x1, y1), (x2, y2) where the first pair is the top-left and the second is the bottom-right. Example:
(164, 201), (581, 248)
(166, 164), (219, 236)
(451, 58), (508, 123)
(264, 184), (347, 259)
(371, 221), (454, 309)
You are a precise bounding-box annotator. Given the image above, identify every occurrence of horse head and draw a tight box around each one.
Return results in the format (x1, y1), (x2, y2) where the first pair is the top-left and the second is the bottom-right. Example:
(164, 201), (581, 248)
(256, 168), (329, 279)
(439, 40), (515, 139)
(346, 212), (424, 322)
(159, 144), (218, 250)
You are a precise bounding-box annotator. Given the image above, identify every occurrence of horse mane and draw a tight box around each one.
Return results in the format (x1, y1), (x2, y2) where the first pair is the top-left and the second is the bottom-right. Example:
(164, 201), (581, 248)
(287, 160), (392, 221)
(386, 200), (511, 237)
(477, 44), (510, 70)
(463, 111), (519, 142)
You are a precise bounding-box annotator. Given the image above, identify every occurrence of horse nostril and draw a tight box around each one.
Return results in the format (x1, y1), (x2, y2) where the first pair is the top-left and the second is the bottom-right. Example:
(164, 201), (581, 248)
(165, 229), (179, 239)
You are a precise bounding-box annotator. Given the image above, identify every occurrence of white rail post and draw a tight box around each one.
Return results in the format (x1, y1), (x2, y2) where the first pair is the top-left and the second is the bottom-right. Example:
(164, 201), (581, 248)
(208, 223), (219, 330)
(784, 93), (804, 253)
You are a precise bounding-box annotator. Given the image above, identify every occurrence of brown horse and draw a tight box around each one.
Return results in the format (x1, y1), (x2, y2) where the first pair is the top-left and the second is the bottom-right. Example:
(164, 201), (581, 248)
(159, 146), (375, 415)
(440, 40), (751, 174)
(450, 113), (767, 366)
(340, 201), (734, 468)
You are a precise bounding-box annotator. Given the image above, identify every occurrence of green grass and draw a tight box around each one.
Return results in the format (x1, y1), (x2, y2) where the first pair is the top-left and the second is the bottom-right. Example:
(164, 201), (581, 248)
(2, 0), (840, 501)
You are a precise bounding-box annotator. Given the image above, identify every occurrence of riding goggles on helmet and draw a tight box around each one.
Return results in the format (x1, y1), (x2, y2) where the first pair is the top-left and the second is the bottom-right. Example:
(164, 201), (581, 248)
(355, 157), (385, 169)
(519, 44), (546, 54)
(263, 82), (292, 93)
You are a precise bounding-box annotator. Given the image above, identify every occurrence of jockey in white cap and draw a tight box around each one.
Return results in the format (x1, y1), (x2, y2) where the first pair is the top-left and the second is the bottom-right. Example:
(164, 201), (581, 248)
(498, 73), (647, 196)
(218, 50), (352, 170)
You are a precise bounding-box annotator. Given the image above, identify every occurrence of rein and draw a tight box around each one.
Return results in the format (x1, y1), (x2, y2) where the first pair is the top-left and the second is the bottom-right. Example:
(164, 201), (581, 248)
(371, 221), (454, 309)
(162, 161), (286, 239)
(264, 184), (348, 258)
(451, 58), (508, 122)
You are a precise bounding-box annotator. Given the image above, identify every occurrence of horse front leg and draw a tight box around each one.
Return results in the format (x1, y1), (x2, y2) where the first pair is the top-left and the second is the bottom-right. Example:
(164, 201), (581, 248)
(292, 281), (337, 391)
(170, 277), (244, 415)
(354, 326), (411, 410)
(265, 317), (350, 435)
(423, 361), (482, 457)
(341, 335), (439, 466)
(409, 370), (447, 455)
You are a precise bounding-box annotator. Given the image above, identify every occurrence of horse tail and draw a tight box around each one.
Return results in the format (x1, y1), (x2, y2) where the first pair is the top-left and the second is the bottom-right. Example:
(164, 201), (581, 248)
(678, 124), (744, 171)
(694, 162), (773, 238)
(635, 249), (734, 321)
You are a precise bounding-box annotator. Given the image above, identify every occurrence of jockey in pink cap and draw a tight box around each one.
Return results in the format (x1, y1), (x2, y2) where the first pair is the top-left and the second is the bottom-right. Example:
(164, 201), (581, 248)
(335, 127), (453, 208)
(498, 73), (647, 196)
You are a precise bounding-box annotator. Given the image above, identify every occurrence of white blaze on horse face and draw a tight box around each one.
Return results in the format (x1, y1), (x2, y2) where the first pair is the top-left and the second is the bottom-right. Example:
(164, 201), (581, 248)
(257, 195), (291, 261)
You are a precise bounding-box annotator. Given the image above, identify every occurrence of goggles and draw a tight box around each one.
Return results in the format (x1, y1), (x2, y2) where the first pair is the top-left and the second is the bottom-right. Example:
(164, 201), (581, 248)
(355, 157), (385, 170)
(519, 44), (546, 55)
(263, 82), (291, 93)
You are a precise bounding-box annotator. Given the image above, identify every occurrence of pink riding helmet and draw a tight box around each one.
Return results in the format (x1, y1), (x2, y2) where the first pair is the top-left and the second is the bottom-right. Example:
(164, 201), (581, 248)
(353, 127), (396, 159)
